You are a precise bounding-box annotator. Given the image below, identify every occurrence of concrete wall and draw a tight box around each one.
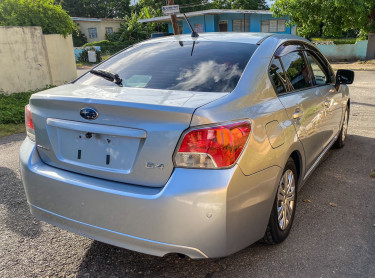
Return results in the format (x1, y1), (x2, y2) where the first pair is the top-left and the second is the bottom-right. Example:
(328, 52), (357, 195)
(315, 40), (368, 61)
(205, 15), (215, 32)
(0, 26), (77, 94)
(44, 34), (77, 85)
(75, 20), (122, 43)
(0, 27), (51, 93)
(182, 16), (205, 33)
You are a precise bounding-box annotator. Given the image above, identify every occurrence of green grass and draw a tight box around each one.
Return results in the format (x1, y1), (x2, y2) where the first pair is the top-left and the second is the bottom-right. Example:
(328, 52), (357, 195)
(76, 54), (112, 68)
(76, 61), (97, 68)
(0, 123), (25, 137)
(0, 91), (34, 125)
(102, 54), (111, 61)
(311, 38), (358, 45)
(0, 87), (53, 138)
(83, 40), (132, 54)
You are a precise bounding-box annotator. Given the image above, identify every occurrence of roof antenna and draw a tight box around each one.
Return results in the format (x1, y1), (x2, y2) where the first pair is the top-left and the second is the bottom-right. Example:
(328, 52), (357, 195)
(183, 13), (199, 38)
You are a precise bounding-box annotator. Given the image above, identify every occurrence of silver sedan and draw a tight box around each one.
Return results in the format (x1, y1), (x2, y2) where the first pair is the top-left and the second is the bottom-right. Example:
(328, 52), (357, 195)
(20, 32), (353, 258)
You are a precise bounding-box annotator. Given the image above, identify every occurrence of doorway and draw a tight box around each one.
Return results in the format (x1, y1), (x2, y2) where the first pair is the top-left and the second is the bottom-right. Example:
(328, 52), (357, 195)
(219, 20), (228, 32)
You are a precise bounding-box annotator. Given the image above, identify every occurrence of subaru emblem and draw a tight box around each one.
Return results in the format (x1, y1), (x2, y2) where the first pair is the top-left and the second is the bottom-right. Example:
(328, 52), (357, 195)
(80, 107), (99, 120)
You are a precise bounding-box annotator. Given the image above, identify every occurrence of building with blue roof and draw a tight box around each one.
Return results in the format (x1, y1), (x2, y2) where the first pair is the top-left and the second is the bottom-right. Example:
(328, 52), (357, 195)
(138, 9), (295, 35)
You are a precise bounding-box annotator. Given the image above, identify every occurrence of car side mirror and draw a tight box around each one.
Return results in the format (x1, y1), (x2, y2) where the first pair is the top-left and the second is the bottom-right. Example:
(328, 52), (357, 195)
(336, 69), (354, 85)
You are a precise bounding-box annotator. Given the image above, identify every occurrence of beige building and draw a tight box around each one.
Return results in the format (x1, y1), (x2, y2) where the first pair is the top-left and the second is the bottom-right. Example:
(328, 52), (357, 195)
(72, 17), (124, 43)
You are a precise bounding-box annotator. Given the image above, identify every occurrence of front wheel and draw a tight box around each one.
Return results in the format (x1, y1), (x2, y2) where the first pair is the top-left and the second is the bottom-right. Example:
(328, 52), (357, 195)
(333, 107), (349, 149)
(262, 158), (297, 244)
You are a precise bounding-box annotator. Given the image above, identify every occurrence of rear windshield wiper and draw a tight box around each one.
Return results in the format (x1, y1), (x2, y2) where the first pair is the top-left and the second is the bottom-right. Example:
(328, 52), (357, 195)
(89, 69), (123, 86)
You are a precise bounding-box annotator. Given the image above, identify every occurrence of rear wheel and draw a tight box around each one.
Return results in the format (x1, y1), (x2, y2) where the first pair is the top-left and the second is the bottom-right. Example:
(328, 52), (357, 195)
(333, 107), (349, 149)
(262, 158), (297, 244)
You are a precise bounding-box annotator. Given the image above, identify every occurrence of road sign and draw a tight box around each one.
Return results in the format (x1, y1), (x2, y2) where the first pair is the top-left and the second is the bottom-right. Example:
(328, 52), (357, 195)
(162, 5), (180, 16)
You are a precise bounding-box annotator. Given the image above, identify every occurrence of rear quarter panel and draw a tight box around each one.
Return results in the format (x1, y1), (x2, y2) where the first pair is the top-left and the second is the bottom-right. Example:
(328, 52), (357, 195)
(191, 36), (306, 178)
(190, 37), (307, 251)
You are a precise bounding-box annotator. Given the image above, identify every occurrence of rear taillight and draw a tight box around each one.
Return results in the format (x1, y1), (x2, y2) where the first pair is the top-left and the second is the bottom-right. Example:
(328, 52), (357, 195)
(174, 121), (251, 169)
(25, 104), (35, 141)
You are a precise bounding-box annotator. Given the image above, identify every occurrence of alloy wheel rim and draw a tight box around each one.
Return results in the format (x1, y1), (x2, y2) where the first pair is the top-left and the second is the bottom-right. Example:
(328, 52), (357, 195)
(276, 169), (296, 231)
(342, 110), (348, 142)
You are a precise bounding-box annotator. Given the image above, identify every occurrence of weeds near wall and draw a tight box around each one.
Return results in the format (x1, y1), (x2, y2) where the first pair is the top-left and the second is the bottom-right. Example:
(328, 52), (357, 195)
(77, 48), (102, 63)
(83, 40), (132, 55)
(0, 86), (54, 137)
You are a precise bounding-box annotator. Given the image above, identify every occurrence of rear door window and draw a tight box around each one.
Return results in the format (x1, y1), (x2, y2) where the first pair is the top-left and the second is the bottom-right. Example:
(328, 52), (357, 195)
(303, 43), (335, 82)
(280, 51), (311, 91)
(305, 52), (330, 85)
(269, 58), (287, 94)
(76, 41), (258, 93)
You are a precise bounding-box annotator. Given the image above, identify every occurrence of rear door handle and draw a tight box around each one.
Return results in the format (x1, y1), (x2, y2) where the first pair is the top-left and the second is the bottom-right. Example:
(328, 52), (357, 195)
(293, 109), (304, 119)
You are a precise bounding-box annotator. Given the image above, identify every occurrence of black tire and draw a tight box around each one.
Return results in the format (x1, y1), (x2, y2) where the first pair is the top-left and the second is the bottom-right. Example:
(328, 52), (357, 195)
(262, 158), (298, 244)
(333, 107), (349, 149)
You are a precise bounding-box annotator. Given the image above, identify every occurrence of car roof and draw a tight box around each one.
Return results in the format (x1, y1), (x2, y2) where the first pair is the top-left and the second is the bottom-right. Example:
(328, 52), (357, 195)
(140, 32), (305, 45)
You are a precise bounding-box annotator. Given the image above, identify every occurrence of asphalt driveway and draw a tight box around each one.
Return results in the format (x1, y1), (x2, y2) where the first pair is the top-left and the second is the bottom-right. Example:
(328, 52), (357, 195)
(0, 71), (374, 278)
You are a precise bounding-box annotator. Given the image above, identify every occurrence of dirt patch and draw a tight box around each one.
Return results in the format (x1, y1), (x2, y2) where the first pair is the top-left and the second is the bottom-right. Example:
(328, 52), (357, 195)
(330, 60), (375, 71)
(76, 64), (95, 70)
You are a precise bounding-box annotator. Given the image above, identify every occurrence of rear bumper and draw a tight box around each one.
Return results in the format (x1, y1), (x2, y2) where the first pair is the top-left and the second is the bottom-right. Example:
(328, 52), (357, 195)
(20, 138), (281, 258)
(30, 204), (208, 258)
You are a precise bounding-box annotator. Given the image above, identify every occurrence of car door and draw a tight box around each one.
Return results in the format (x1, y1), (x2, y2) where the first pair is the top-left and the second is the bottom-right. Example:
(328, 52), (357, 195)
(304, 48), (342, 145)
(269, 43), (327, 171)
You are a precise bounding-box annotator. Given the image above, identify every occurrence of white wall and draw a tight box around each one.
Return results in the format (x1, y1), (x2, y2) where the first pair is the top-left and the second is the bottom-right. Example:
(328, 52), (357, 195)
(0, 27), (77, 94)
(44, 34), (77, 85)
(0, 27), (51, 93)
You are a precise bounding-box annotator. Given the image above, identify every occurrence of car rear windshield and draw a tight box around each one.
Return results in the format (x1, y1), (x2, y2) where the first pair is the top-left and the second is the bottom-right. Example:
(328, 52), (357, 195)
(75, 41), (258, 92)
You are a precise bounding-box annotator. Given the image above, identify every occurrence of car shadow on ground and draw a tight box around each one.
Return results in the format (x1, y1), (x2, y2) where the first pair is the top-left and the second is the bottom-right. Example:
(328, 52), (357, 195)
(75, 134), (375, 278)
(75, 239), (275, 278)
(0, 166), (42, 238)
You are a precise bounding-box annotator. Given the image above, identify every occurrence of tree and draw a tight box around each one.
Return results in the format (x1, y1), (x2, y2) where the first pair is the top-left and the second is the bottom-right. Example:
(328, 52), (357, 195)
(177, 0), (211, 13)
(58, 0), (84, 17)
(135, 0), (164, 11)
(118, 7), (158, 42)
(60, 0), (131, 18)
(271, 0), (375, 59)
(135, 0), (211, 13)
(72, 28), (88, 47)
(232, 0), (269, 10)
(0, 0), (75, 36)
(211, 0), (269, 10)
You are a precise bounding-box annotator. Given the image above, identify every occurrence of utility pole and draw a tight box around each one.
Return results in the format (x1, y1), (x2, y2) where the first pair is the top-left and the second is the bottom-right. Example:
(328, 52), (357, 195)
(168, 0), (180, 35)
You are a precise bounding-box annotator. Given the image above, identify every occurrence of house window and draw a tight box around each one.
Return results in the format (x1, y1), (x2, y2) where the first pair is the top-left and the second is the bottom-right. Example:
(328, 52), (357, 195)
(105, 27), (113, 34)
(233, 19), (250, 32)
(194, 23), (203, 33)
(88, 28), (98, 39)
(219, 20), (228, 32)
(261, 19), (286, 33)
(277, 20), (286, 32)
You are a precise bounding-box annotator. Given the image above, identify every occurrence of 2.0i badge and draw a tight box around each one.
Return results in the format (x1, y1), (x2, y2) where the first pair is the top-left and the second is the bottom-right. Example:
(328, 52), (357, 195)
(80, 107), (99, 120)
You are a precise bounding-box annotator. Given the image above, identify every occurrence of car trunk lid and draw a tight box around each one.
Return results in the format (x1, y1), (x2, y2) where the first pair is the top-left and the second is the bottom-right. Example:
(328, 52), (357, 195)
(30, 84), (228, 187)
